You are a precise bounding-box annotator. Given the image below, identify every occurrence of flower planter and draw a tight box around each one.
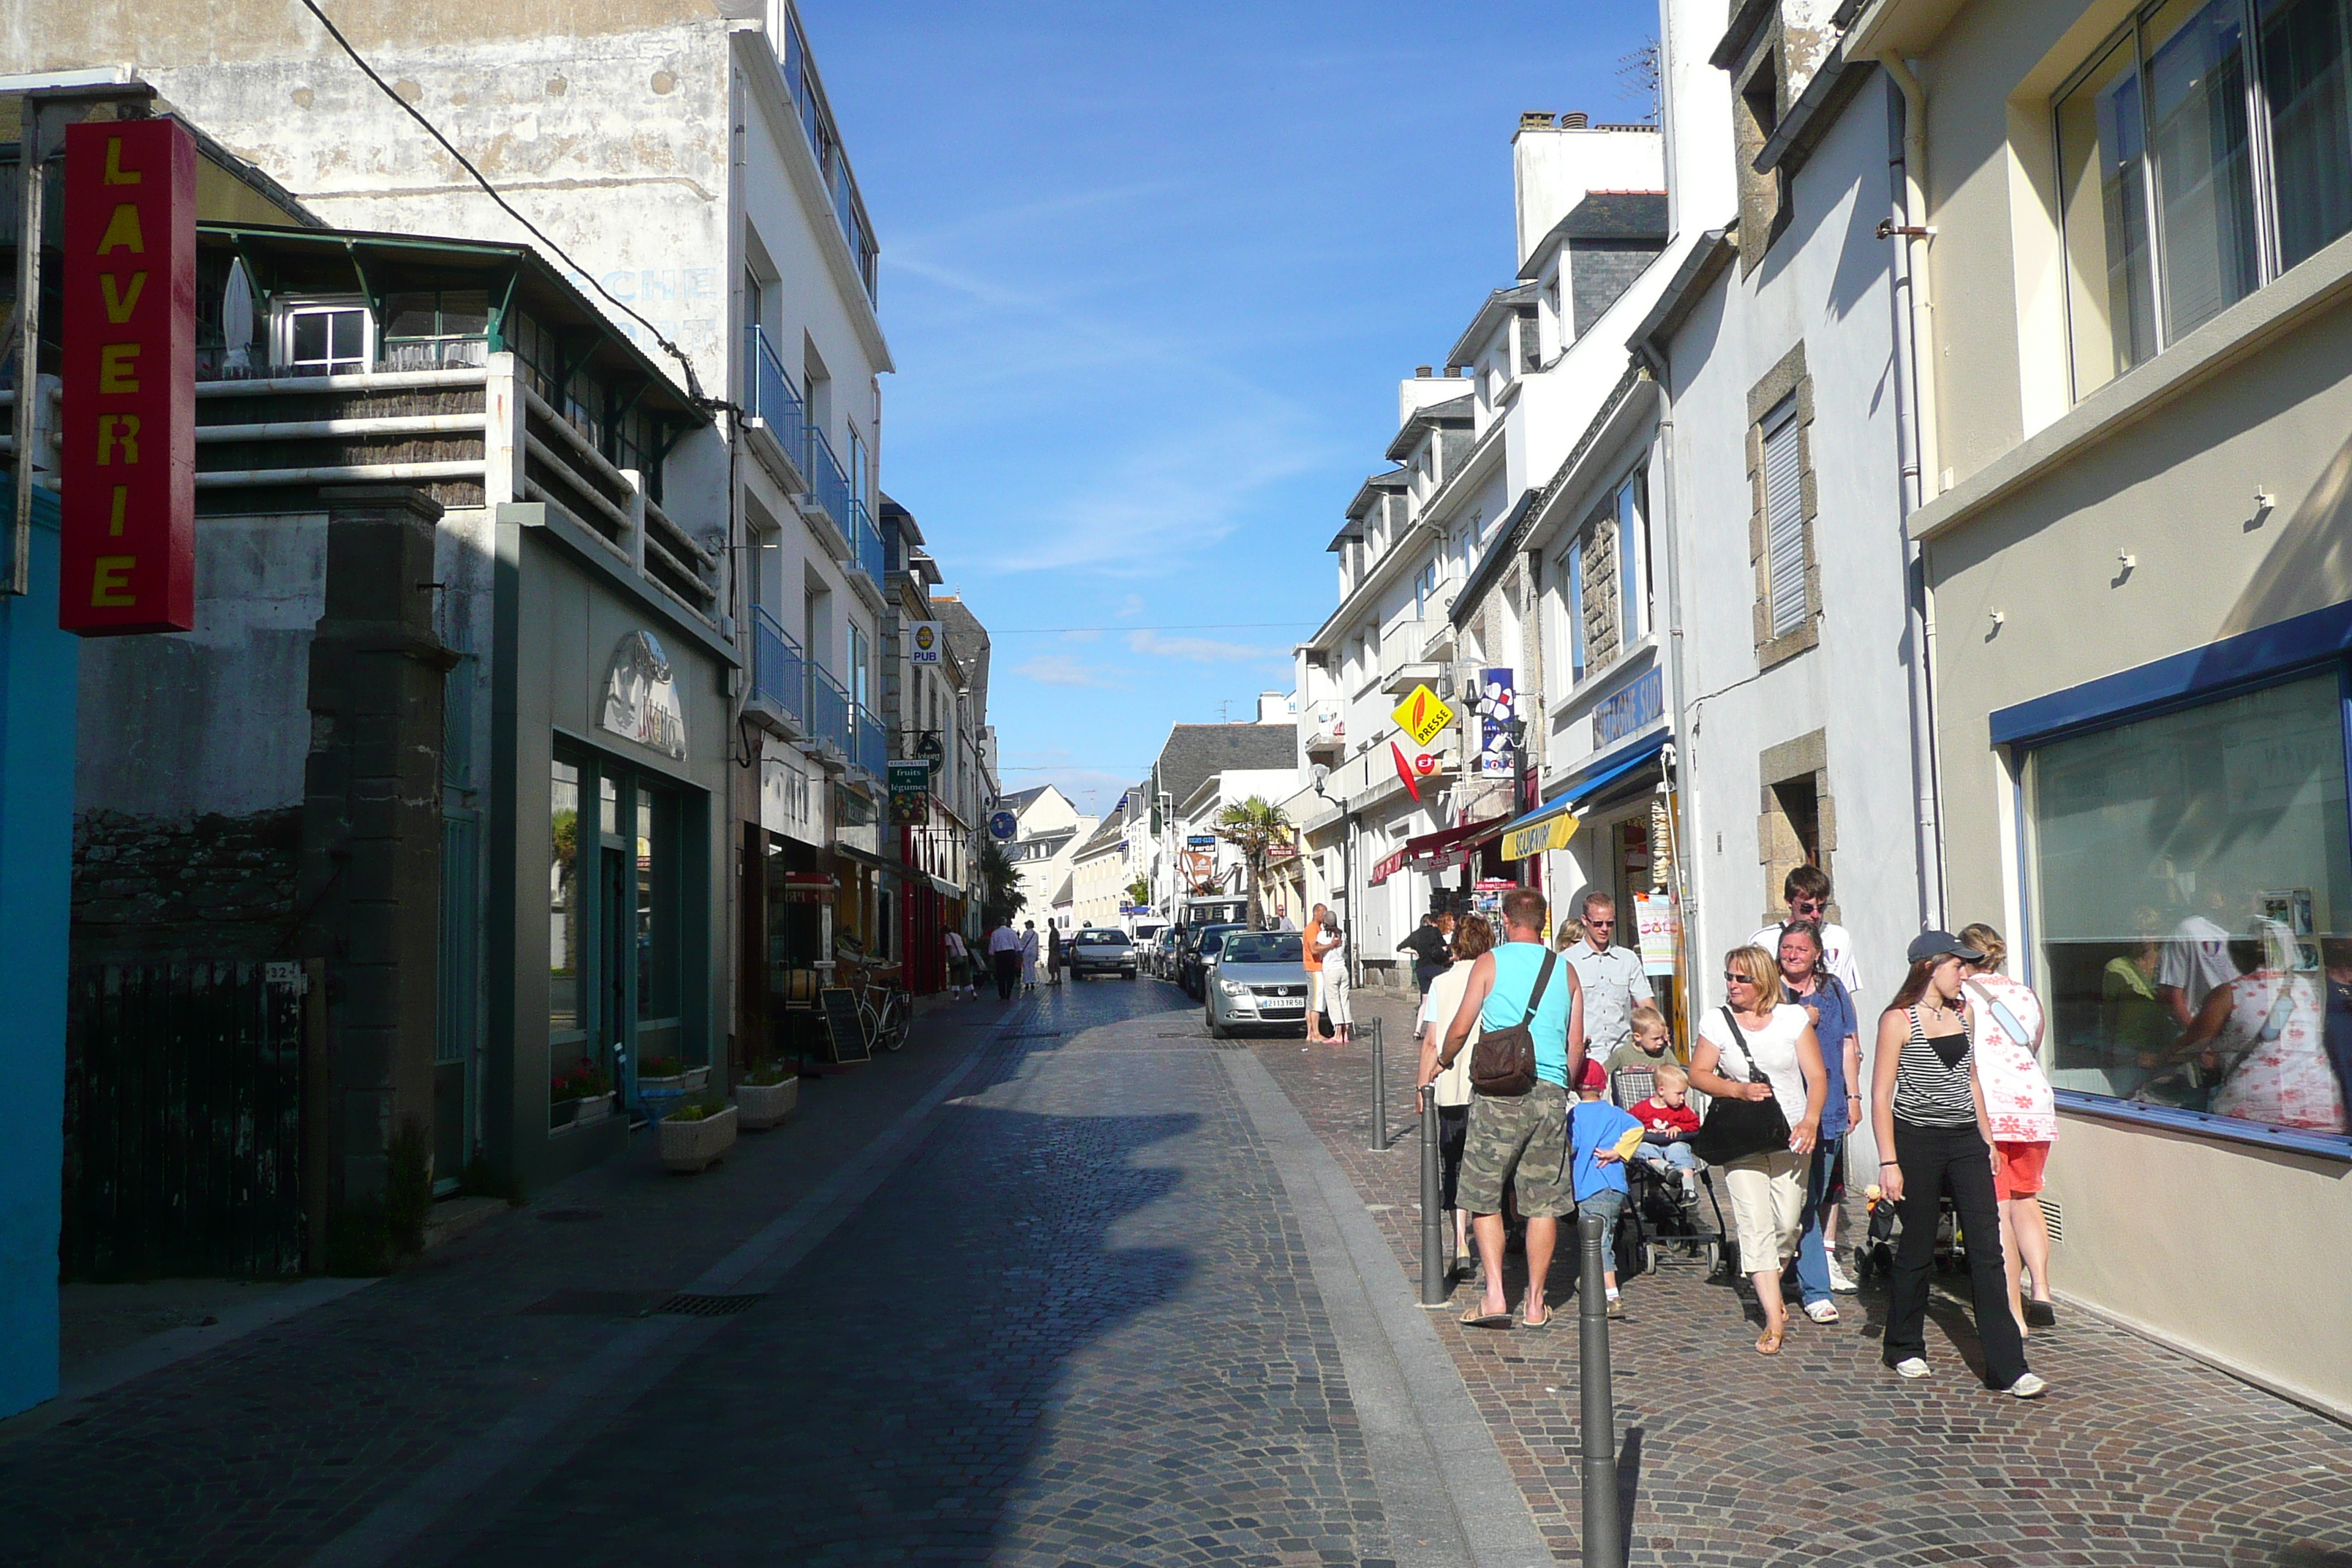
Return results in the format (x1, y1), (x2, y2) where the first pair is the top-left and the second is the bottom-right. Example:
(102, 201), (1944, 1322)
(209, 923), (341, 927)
(735, 1078), (798, 1131)
(573, 1093), (613, 1129)
(550, 1096), (581, 1129)
(638, 1066), (710, 1097)
(658, 1105), (737, 1174)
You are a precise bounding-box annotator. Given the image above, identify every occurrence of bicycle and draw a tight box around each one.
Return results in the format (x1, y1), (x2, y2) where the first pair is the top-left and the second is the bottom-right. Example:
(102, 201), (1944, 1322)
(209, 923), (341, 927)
(858, 979), (911, 1052)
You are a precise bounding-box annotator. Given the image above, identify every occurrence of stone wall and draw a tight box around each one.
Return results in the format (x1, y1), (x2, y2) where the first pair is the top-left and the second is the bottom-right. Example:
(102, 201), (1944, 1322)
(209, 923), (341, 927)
(72, 807), (304, 963)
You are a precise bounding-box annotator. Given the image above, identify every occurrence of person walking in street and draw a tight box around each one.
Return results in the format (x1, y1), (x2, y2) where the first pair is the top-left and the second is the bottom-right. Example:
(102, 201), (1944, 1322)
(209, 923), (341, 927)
(1019, 921), (1040, 992)
(1779, 921), (1862, 1316)
(987, 920), (1022, 1001)
(1690, 945), (1827, 1356)
(1045, 923), (1063, 987)
(1561, 892), (1653, 1082)
(1956, 923), (2062, 1333)
(1303, 902), (1332, 1044)
(1319, 918), (1354, 1044)
(1415, 912), (1496, 1276)
(1436, 887), (1587, 1330)
(1399, 910), (1452, 997)
(943, 925), (972, 1000)
(1871, 931), (2045, 1397)
(1749, 864), (1862, 997)
(1571, 1056), (1646, 1318)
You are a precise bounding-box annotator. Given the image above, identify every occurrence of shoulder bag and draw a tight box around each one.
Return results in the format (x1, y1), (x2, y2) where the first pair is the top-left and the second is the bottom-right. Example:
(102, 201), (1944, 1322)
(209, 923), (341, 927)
(1465, 949), (1558, 1098)
(1689, 1006), (1792, 1165)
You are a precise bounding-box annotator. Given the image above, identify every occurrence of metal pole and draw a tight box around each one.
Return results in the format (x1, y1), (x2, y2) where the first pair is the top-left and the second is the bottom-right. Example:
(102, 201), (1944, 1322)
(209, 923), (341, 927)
(1368, 1016), (1389, 1152)
(1579, 1208), (1624, 1568)
(1419, 1091), (1448, 1305)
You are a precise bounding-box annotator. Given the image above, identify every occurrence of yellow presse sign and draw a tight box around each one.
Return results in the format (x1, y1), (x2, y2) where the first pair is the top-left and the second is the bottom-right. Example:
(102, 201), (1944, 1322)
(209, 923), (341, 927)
(1391, 684), (1454, 748)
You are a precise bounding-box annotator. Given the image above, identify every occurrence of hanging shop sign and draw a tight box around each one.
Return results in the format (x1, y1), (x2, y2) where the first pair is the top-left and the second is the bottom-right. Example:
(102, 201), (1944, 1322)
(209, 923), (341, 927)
(988, 809), (1018, 840)
(1634, 892), (1680, 977)
(886, 761), (930, 825)
(909, 620), (943, 665)
(1476, 668), (1516, 777)
(59, 118), (198, 636)
(1390, 683), (1454, 748)
(1501, 808), (1580, 862)
(1593, 666), (1665, 747)
(1186, 834), (1216, 848)
(598, 630), (688, 758)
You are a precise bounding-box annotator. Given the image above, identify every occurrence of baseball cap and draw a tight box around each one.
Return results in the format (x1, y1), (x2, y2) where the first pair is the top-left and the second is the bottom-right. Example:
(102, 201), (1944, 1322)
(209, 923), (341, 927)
(1907, 929), (1986, 965)
(1574, 1056), (1608, 1093)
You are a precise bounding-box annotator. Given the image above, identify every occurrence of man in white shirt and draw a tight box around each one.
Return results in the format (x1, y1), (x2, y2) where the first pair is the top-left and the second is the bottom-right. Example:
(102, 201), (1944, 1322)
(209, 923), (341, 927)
(1559, 892), (1652, 1074)
(987, 921), (1023, 1000)
(1748, 864), (1861, 998)
(2157, 900), (2239, 1025)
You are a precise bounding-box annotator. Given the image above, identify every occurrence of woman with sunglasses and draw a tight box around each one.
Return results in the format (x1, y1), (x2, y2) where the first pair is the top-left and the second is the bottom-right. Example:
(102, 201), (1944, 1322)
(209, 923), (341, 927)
(1688, 945), (1828, 1354)
(1871, 932), (2045, 1397)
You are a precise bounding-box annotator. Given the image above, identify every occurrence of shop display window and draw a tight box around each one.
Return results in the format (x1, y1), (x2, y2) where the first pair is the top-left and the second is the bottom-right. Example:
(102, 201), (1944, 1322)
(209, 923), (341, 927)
(2025, 672), (2352, 1139)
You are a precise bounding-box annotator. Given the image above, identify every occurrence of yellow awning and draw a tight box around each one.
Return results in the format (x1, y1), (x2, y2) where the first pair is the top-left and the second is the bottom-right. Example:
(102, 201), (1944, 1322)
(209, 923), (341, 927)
(1501, 810), (1580, 862)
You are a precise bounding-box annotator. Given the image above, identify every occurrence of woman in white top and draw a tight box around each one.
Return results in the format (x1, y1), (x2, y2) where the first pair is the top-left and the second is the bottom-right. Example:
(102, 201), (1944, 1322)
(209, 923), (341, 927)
(1414, 913), (1495, 1273)
(1319, 919), (1354, 1043)
(1688, 943), (1827, 1356)
(2177, 921), (2344, 1134)
(1957, 924), (2061, 1334)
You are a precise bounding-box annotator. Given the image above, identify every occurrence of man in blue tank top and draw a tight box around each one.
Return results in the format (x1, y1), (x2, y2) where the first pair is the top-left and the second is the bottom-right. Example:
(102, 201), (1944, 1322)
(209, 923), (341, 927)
(1431, 886), (1587, 1328)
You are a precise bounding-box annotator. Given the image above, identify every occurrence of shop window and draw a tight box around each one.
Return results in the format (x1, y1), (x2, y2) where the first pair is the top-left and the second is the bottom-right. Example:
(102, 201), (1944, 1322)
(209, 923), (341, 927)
(551, 758), (582, 1037)
(2057, 0), (2352, 401)
(2025, 672), (2350, 1137)
(636, 788), (679, 1022)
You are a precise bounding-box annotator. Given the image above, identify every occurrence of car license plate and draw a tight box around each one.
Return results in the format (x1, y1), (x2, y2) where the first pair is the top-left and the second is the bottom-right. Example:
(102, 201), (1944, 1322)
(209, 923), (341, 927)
(1259, 1004), (1304, 1017)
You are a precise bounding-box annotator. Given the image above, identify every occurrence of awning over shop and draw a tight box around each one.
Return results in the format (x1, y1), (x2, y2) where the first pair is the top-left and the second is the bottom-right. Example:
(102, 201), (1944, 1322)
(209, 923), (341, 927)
(1499, 733), (1668, 861)
(1368, 814), (1509, 886)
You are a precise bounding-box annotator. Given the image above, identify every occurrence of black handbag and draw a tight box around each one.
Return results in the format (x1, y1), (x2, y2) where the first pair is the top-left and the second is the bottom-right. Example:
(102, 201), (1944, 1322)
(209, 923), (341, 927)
(1689, 1006), (1792, 1165)
(1465, 949), (1558, 1098)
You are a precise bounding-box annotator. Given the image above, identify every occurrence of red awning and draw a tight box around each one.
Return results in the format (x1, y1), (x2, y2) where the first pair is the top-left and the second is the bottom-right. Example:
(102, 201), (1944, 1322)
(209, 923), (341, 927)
(1369, 816), (1507, 886)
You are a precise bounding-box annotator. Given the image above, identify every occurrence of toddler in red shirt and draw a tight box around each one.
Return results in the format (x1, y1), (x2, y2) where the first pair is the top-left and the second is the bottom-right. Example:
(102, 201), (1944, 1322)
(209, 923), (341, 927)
(1629, 1063), (1703, 1192)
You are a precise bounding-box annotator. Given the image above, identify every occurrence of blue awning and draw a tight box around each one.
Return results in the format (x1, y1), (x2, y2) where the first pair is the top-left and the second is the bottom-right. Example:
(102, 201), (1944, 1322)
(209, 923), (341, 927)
(1496, 732), (1667, 856)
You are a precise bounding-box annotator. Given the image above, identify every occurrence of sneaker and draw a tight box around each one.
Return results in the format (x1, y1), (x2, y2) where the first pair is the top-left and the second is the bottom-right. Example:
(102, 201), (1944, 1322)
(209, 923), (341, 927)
(1826, 1259), (1858, 1294)
(1606, 1294), (1626, 1319)
(1893, 1357), (1931, 1379)
(2006, 1372), (2048, 1399)
(1804, 1299), (1840, 1324)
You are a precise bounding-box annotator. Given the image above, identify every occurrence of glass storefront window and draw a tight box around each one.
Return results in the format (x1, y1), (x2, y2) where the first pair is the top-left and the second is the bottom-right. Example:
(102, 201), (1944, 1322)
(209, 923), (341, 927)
(2027, 673), (2352, 1137)
(636, 789), (679, 1021)
(551, 759), (581, 1035)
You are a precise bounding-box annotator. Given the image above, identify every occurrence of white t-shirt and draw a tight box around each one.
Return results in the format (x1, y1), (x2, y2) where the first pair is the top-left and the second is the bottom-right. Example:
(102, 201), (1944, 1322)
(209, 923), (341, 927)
(1417, 962), (1479, 1107)
(1697, 1003), (1814, 1128)
(1749, 921), (1861, 998)
(2157, 915), (2237, 1013)
(987, 927), (1021, 954)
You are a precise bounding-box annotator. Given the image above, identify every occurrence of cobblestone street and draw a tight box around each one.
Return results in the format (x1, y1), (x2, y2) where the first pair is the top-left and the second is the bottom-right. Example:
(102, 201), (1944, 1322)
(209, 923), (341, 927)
(4, 978), (2349, 1567)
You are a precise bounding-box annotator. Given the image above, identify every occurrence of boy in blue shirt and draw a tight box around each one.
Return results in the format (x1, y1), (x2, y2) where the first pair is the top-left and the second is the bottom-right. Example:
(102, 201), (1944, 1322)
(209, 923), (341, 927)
(1569, 1057), (1646, 1318)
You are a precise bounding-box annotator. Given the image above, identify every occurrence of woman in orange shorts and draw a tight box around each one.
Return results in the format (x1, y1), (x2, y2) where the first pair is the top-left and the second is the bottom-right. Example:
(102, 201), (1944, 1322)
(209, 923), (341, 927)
(1960, 924), (2058, 1334)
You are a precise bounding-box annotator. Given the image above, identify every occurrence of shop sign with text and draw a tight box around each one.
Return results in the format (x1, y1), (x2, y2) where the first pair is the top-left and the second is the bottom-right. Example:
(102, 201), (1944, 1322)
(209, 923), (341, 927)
(59, 118), (197, 635)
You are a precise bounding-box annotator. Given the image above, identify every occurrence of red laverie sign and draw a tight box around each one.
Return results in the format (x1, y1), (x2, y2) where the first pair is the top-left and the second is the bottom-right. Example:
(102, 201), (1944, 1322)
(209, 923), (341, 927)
(58, 118), (197, 636)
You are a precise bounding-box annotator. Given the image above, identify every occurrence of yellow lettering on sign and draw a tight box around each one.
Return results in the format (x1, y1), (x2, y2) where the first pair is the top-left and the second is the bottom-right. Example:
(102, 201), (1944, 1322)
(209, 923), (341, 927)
(99, 272), (147, 323)
(108, 486), (129, 537)
(102, 137), (143, 185)
(90, 556), (137, 608)
(98, 343), (141, 394)
(96, 414), (140, 465)
(96, 203), (145, 256)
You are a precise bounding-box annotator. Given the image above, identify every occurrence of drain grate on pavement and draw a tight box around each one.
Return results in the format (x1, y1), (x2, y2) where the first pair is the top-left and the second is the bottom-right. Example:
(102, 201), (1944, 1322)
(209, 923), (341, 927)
(652, 1292), (767, 1317)
(535, 1207), (604, 1223)
(521, 1290), (665, 1316)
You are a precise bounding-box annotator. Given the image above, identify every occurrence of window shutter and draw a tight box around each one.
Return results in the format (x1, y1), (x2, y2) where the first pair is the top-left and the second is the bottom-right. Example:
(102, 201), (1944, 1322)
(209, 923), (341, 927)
(1762, 401), (1807, 638)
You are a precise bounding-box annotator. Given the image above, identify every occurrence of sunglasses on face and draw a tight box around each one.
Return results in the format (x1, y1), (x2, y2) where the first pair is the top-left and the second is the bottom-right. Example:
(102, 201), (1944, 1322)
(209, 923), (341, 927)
(1790, 899), (1827, 913)
(1723, 972), (1751, 986)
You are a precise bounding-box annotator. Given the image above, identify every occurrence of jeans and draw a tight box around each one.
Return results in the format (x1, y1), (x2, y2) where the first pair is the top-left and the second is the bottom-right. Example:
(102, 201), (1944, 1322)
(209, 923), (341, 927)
(1793, 1139), (1841, 1305)
(1579, 1188), (1627, 1275)
(1885, 1120), (2030, 1389)
(1630, 1142), (1701, 1177)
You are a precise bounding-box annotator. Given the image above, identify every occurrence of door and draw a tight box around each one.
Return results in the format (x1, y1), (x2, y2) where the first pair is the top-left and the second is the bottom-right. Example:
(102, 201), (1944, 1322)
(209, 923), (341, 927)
(602, 843), (632, 1081)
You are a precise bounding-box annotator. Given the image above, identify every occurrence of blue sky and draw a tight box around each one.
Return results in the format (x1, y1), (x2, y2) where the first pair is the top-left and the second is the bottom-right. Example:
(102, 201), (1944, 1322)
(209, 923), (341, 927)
(800, 1), (1659, 819)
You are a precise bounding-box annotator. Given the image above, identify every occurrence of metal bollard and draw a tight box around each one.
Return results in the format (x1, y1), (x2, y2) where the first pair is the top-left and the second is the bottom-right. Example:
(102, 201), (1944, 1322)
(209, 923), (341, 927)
(1368, 1017), (1390, 1151)
(1420, 1092), (1449, 1305)
(1579, 1208), (1624, 1568)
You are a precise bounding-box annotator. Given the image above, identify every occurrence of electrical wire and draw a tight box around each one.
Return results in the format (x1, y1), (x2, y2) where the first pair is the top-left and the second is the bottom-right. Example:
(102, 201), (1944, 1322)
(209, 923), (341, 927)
(990, 622), (1308, 635)
(296, 0), (711, 405)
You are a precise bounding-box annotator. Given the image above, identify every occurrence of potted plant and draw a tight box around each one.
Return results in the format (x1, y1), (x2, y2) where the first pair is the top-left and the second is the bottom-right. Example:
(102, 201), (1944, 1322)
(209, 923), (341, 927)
(658, 1101), (737, 1174)
(562, 1063), (614, 1128)
(735, 1060), (799, 1130)
(636, 1053), (710, 1096)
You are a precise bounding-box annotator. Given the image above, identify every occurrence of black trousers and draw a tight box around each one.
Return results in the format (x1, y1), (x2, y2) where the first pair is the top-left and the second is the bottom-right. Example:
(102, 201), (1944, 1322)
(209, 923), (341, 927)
(1885, 1120), (2029, 1389)
(1437, 1104), (1469, 1210)
(993, 951), (1019, 1000)
(1414, 960), (1447, 996)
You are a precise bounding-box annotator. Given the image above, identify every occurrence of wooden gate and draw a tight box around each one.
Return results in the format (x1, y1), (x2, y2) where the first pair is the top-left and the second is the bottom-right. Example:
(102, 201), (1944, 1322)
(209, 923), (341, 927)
(61, 962), (309, 1278)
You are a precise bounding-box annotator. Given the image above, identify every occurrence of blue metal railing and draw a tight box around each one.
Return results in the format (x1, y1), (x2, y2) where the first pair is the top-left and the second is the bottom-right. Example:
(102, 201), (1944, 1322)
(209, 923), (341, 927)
(744, 325), (804, 439)
(807, 664), (851, 755)
(845, 494), (884, 588)
(853, 702), (885, 779)
(751, 608), (804, 728)
(803, 424), (852, 530)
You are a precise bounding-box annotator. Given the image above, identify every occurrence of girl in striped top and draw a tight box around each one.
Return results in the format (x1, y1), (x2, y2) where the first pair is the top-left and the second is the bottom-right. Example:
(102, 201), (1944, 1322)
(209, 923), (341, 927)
(1869, 931), (2044, 1398)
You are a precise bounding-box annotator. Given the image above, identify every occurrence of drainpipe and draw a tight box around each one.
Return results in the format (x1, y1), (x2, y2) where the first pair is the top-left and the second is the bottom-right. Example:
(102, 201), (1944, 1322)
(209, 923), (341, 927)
(1631, 352), (1700, 1049)
(1880, 53), (1950, 930)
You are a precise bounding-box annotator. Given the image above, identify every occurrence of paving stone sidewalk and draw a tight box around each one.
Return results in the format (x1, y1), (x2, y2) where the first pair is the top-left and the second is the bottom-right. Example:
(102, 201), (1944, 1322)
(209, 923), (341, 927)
(1251, 989), (2352, 1567)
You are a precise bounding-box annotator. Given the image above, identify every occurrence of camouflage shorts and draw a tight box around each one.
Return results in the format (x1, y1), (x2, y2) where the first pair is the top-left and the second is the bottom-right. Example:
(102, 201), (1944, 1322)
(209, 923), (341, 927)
(1455, 1082), (1575, 1218)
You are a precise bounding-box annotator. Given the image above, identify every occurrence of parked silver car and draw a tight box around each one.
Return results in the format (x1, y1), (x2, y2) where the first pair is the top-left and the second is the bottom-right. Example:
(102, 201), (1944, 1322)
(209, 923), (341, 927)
(1203, 930), (1311, 1038)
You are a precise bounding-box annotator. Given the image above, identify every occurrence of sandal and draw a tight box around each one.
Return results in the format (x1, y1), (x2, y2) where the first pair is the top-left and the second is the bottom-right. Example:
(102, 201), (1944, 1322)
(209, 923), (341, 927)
(1460, 1306), (1512, 1330)
(1756, 1327), (1784, 1356)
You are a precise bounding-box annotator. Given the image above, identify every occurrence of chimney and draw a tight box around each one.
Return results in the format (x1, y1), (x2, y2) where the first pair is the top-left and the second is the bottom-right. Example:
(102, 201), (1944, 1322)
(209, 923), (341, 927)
(1415, 366), (1433, 378)
(1561, 110), (1590, 129)
(1519, 111), (1558, 131)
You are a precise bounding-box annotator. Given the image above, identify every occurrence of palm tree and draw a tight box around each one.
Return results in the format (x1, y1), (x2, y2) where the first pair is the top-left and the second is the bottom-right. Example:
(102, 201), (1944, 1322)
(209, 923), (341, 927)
(1213, 796), (1293, 930)
(975, 837), (1026, 927)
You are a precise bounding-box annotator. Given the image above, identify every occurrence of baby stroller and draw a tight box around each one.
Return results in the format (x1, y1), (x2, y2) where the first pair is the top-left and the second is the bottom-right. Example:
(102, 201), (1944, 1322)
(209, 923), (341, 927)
(1613, 1066), (1730, 1277)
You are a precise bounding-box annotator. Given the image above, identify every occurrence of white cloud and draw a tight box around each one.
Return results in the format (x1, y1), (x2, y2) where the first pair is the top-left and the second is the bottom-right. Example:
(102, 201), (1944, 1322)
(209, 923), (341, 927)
(1060, 627), (1103, 644)
(1117, 593), (1146, 619)
(1014, 653), (1126, 689)
(1125, 629), (1286, 663)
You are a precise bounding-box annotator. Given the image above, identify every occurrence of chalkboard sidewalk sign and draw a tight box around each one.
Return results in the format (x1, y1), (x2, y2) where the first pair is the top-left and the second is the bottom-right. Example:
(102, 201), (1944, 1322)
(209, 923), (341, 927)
(820, 987), (870, 1063)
